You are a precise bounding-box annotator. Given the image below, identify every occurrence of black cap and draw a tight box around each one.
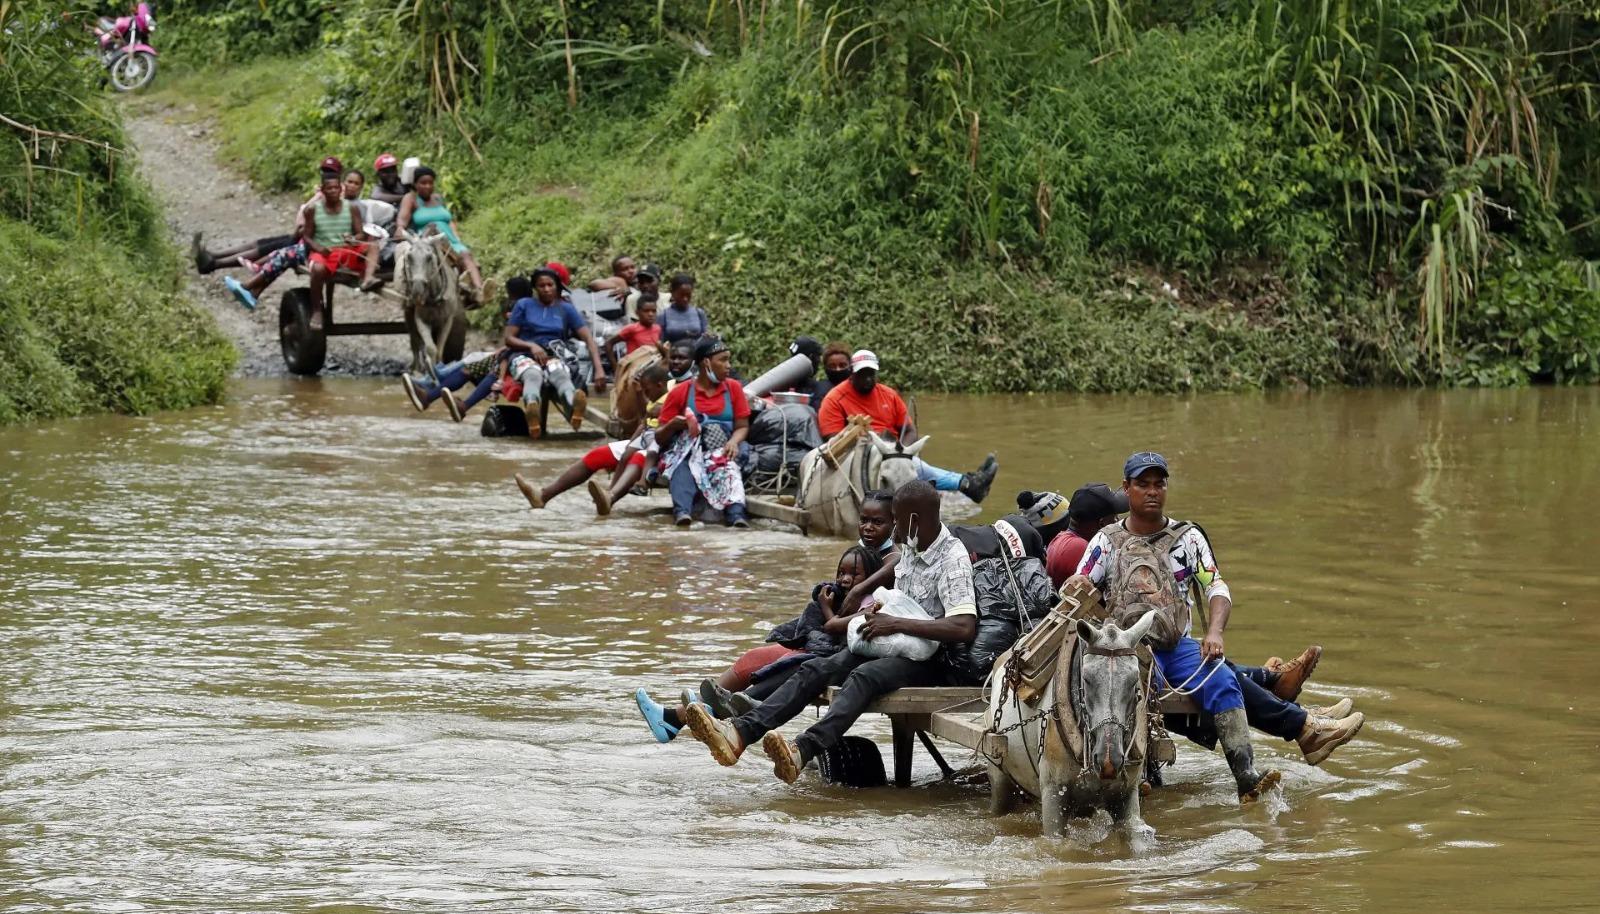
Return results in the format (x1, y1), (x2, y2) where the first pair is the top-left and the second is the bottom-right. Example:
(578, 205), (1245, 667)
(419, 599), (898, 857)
(638, 263), (662, 280)
(1068, 483), (1128, 521)
(790, 336), (823, 365)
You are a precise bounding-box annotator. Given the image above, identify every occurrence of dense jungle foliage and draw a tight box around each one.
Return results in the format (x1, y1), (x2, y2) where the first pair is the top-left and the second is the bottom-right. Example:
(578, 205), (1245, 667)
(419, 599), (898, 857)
(170, 0), (1600, 390)
(0, 5), (233, 424)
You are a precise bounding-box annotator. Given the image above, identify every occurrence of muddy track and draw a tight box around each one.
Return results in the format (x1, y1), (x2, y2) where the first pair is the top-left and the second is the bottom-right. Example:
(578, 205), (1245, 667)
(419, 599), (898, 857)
(127, 105), (486, 377)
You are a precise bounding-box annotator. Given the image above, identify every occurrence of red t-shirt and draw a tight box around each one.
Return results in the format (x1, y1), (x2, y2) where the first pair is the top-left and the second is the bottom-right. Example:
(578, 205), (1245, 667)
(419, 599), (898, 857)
(1044, 530), (1089, 589)
(616, 321), (662, 354)
(817, 381), (910, 437)
(659, 377), (751, 429)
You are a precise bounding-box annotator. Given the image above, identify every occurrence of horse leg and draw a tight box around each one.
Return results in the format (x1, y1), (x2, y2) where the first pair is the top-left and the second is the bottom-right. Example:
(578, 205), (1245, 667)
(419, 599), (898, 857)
(414, 313), (440, 382)
(1039, 751), (1066, 836)
(987, 760), (1016, 816)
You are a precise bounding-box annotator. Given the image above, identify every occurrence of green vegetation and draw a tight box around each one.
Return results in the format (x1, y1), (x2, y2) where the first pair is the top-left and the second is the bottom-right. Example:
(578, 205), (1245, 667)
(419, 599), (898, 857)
(165, 0), (1599, 390)
(0, 5), (233, 424)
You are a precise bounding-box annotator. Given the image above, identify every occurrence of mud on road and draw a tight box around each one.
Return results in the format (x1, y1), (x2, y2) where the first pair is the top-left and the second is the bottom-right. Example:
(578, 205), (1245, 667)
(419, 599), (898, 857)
(126, 105), (489, 377)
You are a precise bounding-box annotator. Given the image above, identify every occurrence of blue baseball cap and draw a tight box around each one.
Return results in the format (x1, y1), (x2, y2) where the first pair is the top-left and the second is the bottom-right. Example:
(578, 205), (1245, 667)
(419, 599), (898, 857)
(1123, 451), (1169, 480)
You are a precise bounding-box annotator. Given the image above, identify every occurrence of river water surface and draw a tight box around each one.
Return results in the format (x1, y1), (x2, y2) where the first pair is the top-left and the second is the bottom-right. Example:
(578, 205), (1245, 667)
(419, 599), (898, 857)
(2, 380), (1596, 912)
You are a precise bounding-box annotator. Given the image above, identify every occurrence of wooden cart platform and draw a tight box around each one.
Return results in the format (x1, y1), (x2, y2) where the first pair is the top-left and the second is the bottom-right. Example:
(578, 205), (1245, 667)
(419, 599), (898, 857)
(820, 686), (1201, 787)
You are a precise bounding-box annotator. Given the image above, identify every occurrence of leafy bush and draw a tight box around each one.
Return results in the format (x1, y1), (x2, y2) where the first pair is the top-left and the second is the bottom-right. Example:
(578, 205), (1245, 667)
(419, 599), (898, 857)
(0, 5), (234, 424)
(1454, 254), (1600, 385)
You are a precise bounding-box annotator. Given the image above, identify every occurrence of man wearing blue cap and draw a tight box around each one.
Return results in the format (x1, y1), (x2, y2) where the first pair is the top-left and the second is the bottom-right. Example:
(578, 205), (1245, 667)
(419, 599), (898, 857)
(1072, 452), (1365, 801)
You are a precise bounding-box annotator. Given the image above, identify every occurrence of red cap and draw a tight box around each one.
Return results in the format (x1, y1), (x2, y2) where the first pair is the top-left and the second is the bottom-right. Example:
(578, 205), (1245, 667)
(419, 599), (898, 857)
(374, 153), (398, 171)
(544, 261), (572, 287)
(319, 156), (343, 175)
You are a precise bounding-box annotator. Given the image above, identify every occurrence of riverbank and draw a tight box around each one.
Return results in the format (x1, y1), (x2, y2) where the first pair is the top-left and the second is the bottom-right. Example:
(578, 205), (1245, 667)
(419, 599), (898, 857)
(0, 8), (232, 426)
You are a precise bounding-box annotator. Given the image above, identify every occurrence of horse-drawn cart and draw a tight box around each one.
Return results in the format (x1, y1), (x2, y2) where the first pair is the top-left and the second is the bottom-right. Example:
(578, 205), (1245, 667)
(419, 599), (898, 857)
(279, 267), (465, 376)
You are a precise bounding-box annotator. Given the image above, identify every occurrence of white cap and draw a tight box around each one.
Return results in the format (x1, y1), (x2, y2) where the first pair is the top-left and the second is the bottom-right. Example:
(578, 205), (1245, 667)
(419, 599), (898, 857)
(850, 349), (880, 373)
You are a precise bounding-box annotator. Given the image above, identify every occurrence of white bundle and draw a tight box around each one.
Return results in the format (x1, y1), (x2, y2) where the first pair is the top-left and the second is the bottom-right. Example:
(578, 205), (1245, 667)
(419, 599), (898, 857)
(846, 587), (940, 661)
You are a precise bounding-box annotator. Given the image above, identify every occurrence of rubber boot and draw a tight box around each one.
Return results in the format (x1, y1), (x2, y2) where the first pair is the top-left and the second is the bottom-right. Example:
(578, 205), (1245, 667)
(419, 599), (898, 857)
(1215, 708), (1281, 803)
(958, 454), (999, 503)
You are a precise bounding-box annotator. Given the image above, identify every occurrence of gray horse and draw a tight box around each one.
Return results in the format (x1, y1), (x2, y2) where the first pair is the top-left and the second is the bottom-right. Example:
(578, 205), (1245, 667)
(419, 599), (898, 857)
(986, 609), (1160, 835)
(795, 432), (927, 537)
(393, 227), (462, 377)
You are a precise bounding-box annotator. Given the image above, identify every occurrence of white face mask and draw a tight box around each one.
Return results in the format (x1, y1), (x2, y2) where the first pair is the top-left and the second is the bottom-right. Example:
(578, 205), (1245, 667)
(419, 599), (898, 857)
(902, 513), (922, 561)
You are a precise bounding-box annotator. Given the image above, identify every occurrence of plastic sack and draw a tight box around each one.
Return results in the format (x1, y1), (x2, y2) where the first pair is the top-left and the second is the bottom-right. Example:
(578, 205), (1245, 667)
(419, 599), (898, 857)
(846, 587), (940, 661)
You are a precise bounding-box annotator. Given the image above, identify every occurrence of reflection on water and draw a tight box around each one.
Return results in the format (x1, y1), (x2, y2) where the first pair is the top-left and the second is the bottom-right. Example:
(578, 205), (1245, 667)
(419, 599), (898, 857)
(1, 379), (1597, 912)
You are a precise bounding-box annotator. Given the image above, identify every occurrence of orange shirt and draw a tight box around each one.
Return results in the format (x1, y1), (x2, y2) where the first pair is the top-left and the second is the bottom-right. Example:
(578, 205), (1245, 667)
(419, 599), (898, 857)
(817, 381), (910, 437)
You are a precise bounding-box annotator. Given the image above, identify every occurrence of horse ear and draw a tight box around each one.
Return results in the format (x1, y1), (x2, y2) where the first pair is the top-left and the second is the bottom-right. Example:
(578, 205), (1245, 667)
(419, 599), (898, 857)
(1126, 609), (1160, 644)
(902, 435), (931, 457)
(1075, 618), (1098, 643)
(869, 434), (893, 455)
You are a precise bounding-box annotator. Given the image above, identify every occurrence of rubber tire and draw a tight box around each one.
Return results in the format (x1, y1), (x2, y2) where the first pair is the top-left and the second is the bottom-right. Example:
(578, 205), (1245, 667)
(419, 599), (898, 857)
(817, 735), (887, 788)
(481, 403), (528, 438)
(110, 51), (157, 92)
(279, 288), (326, 376)
(441, 315), (466, 364)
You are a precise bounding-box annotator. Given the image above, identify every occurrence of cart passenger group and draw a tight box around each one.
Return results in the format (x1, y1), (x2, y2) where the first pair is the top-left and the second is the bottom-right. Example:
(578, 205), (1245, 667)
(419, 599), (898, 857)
(194, 154), (1368, 804)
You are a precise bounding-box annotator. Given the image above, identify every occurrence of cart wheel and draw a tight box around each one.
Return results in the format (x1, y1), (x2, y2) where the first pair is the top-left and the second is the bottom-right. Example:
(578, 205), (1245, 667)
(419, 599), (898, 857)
(442, 317), (466, 364)
(818, 735), (887, 788)
(279, 288), (326, 376)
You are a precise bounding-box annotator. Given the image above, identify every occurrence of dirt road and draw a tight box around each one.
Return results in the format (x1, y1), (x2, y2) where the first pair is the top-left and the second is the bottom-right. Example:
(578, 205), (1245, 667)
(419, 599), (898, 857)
(127, 106), (452, 376)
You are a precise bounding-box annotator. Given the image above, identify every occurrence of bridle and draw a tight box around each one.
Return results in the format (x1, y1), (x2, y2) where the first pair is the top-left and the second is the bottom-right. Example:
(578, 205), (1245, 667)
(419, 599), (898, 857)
(1074, 641), (1142, 775)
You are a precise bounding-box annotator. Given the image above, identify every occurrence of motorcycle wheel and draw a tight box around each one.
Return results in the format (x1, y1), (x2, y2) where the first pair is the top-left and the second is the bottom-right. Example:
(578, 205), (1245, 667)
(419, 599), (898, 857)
(110, 52), (156, 92)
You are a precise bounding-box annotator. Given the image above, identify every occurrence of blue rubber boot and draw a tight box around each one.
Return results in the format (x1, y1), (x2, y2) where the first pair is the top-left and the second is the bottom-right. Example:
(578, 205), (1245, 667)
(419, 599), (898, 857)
(223, 275), (257, 311)
(634, 688), (679, 743)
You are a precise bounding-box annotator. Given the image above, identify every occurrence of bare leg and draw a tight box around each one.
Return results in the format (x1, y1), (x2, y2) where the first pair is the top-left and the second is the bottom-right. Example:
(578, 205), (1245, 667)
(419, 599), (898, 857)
(716, 667), (742, 690)
(360, 243), (381, 289)
(308, 261), (330, 330)
(606, 462), (643, 505)
(461, 252), (485, 297)
(539, 460), (594, 504)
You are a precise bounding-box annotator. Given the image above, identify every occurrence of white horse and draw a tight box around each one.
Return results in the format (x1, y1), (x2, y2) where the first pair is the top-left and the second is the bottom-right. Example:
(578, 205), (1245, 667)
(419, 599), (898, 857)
(986, 609), (1161, 835)
(795, 432), (928, 537)
(393, 227), (462, 377)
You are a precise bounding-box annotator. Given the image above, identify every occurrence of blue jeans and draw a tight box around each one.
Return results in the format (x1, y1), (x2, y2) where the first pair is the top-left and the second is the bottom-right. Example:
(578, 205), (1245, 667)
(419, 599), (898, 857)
(1154, 637), (1244, 715)
(913, 458), (963, 491)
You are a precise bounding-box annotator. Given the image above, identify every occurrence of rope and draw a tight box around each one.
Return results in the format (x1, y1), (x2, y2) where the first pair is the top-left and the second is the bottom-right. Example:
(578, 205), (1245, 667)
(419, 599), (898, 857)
(1153, 653), (1227, 699)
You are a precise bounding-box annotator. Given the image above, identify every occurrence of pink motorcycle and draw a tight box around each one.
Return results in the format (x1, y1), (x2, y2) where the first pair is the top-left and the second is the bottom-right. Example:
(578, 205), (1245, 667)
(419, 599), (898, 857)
(91, 2), (158, 91)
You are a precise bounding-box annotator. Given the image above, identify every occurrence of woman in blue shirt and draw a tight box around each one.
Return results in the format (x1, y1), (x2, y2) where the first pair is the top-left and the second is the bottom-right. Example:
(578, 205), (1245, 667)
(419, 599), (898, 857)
(504, 267), (608, 438)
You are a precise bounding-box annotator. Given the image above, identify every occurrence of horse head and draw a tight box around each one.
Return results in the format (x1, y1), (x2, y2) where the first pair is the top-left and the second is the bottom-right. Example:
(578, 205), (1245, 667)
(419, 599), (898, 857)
(1071, 609), (1158, 783)
(868, 432), (928, 493)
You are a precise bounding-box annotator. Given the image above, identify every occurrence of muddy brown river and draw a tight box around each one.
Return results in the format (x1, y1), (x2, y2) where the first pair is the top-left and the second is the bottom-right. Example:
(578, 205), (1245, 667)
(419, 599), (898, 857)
(1, 380), (1595, 912)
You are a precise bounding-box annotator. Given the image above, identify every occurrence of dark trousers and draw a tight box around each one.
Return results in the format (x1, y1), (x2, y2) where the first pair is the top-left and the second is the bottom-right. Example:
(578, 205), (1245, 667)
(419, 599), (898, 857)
(1165, 663), (1307, 747)
(1236, 663), (1308, 741)
(731, 647), (952, 759)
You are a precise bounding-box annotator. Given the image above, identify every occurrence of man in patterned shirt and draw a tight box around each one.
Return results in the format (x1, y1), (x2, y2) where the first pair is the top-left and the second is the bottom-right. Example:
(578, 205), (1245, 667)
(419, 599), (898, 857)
(1073, 452), (1365, 801)
(685, 480), (979, 784)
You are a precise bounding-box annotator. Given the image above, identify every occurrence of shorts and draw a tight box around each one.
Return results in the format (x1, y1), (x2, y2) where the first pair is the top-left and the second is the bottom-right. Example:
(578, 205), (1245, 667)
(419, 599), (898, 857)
(581, 440), (648, 473)
(310, 243), (368, 274)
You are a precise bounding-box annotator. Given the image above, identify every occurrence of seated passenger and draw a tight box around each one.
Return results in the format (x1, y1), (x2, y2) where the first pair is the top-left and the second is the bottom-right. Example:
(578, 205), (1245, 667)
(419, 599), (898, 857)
(1040, 483), (1126, 588)
(604, 295), (663, 356)
(504, 267), (607, 438)
(288, 170), (379, 328)
(808, 340), (852, 410)
(658, 273), (708, 344)
(654, 335), (750, 528)
(512, 365), (671, 515)
(817, 349), (999, 502)
(397, 166), (486, 303)
(219, 158), (358, 310)
(399, 345), (505, 423)
(684, 480), (980, 784)
(633, 538), (891, 743)
(587, 254), (638, 299)
(1072, 452), (1366, 802)
(665, 339), (694, 382)
(369, 153), (408, 207)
